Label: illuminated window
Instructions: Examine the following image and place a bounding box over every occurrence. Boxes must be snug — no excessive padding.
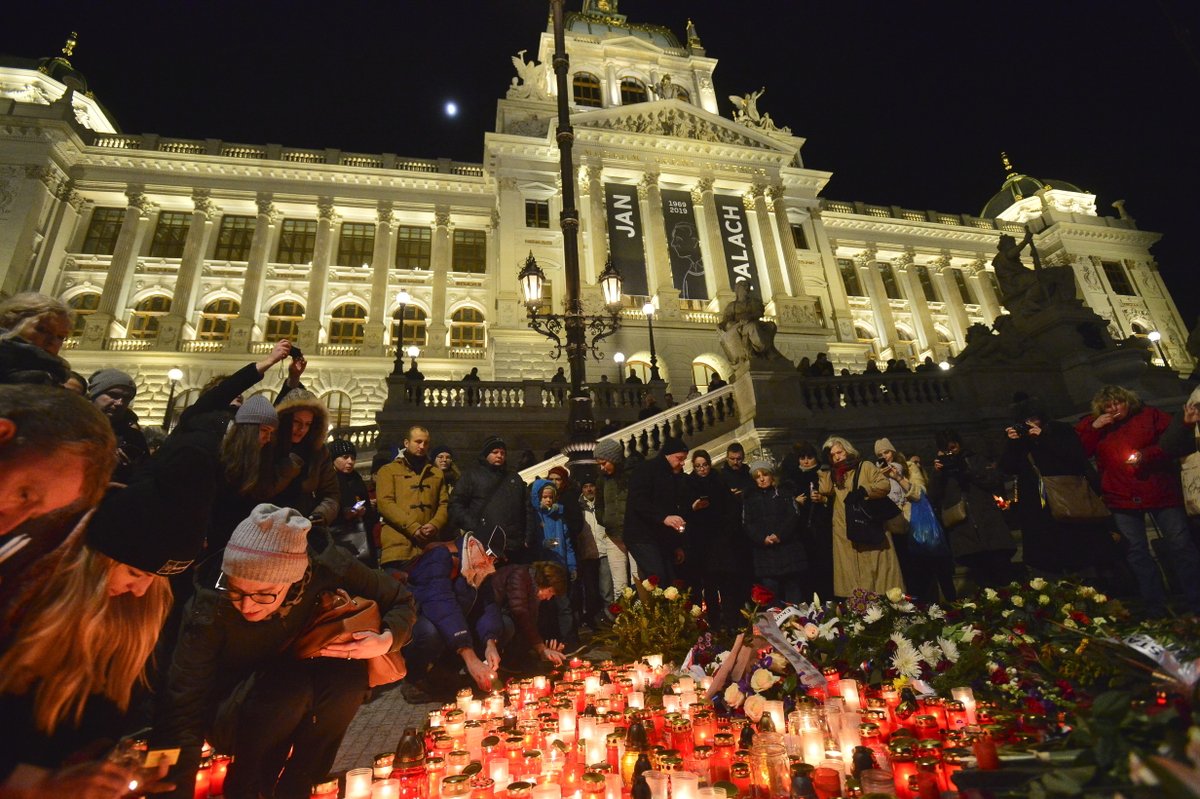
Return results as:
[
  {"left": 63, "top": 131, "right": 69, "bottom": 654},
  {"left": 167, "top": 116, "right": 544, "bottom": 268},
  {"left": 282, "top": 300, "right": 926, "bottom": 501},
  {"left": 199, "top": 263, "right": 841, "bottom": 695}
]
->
[
  {"left": 391, "top": 305, "right": 428, "bottom": 347},
  {"left": 328, "top": 303, "right": 367, "bottom": 345},
  {"left": 894, "top": 324, "right": 917, "bottom": 357},
  {"left": 449, "top": 307, "right": 485, "bottom": 348},
  {"left": 525, "top": 200, "right": 550, "bottom": 229},
  {"left": 81, "top": 208, "right": 123, "bottom": 255},
  {"left": 149, "top": 211, "right": 190, "bottom": 258},
  {"left": 626, "top": 359, "right": 652, "bottom": 383},
  {"left": 395, "top": 225, "right": 432, "bottom": 270},
  {"left": 620, "top": 78, "right": 647, "bottom": 104},
  {"left": 213, "top": 215, "right": 254, "bottom": 261},
  {"left": 67, "top": 292, "right": 100, "bottom": 336},
  {"left": 877, "top": 262, "right": 902, "bottom": 300},
  {"left": 324, "top": 390, "right": 352, "bottom": 429},
  {"left": 838, "top": 258, "right": 864, "bottom": 297},
  {"left": 952, "top": 269, "right": 973, "bottom": 303},
  {"left": 276, "top": 219, "right": 317, "bottom": 264},
  {"left": 128, "top": 295, "right": 172, "bottom": 339},
  {"left": 266, "top": 300, "right": 304, "bottom": 340},
  {"left": 573, "top": 72, "right": 603, "bottom": 107},
  {"left": 854, "top": 322, "right": 878, "bottom": 355},
  {"left": 691, "top": 360, "right": 718, "bottom": 393},
  {"left": 915, "top": 265, "right": 938, "bottom": 301},
  {"left": 198, "top": 298, "right": 240, "bottom": 341},
  {"left": 337, "top": 222, "right": 376, "bottom": 267},
  {"left": 790, "top": 224, "right": 808, "bottom": 249},
  {"left": 451, "top": 229, "right": 487, "bottom": 274},
  {"left": 1102, "top": 261, "right": 1135, "bottom": 296},
  {"left": 675, "top": 88, "right": 691, "bottom": 104}
]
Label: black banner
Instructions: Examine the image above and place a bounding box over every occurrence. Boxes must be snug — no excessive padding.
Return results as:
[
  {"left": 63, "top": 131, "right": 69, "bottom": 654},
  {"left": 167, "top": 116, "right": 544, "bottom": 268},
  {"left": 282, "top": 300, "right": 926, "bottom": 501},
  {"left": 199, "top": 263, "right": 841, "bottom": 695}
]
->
[
  {"left": 660, "top": 189, "right": 707, "bottom": 300},
  {"left": 713, "top": 194, "right": 760, "bottom": 297},
  {"left": 604, "top": 183, "right": 649, "bottom": 296}
]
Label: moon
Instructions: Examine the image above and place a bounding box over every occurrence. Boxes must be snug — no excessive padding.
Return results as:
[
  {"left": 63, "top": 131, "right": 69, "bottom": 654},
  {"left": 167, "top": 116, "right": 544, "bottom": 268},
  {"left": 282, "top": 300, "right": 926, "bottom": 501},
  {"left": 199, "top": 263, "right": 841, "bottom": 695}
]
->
[{"left": 445, "top": 101, "right": 458, "bottom": 117}]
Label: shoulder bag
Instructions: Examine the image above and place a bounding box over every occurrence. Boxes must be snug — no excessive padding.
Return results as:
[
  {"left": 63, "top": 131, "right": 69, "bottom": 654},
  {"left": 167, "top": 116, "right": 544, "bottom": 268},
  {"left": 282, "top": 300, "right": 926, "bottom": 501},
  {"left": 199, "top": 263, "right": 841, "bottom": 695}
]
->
[
  {"left": 1179, "top": 427, "right": 1200, "bottom": 516},
  {"left": 844, "top": 463, "right": 896, "bottom": 549},
  {"left": 1026, "top": 453, "right": 1110, "bottom": 523},
  {"left": 290, "top": 589, "right": 407, "bottom": 687}
]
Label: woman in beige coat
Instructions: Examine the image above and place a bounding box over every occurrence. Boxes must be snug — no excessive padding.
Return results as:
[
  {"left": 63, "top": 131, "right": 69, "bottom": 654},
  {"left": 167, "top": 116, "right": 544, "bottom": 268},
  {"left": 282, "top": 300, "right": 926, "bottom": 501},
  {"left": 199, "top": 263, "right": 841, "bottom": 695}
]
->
[{"left": 817, "top": 436, "right": 904, "bottom": 598}]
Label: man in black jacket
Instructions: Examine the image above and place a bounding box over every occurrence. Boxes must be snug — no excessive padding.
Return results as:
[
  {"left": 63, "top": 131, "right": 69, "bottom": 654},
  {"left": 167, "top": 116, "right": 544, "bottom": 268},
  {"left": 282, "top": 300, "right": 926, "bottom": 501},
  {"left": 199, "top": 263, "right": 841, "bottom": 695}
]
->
[
  {"left": 623, "top": 436, "right": 689, "bottom": 584},
  {"left": 448, "top": 436, "right": 531, "bottom": 563}
]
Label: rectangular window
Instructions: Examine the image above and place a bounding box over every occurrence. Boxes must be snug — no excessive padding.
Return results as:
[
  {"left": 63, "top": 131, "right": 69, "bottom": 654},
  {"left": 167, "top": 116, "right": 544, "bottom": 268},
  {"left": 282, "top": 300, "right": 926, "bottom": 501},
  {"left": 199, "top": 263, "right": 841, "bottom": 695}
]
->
[
  {"left": 952, "top": 268, "right": 973, "bottom": 303},
  {"left": 915, "top": 265, "right": 938, "bottom": 301},
  {"left": 213, "top": 215, "right": 255, "bottom": 261},
  {"left": 451, "top": 229, "right": 487, "bottom": 274},
  {"left": 81, "top": 207, "right": 124, "bottom": 255},
  {"left": 985, "top": 269, "right": 1002, "bottom": 300},
  {"left": 838, "top": 258, "right": 864, "bottom": 297},
  {"left": 877, "top": 262, "right": 902, "bottom": 300},
  {"left": 525, "top": 200, "right": 551, "bottom": 229},
  {"left": 1102, "top": 260, "right": 1135, "bottom": 296},
  {"left": 149, "top": 211, "right": 190, "bottom": 258},
  {"left": 790, "top": 224, "right": 809, "bottom": 249},
  {"left": 394, "top": 225, "right": 432, "bottom": 270},
  {"left": 336, "top": 222, "right": 376, "bottom": 267},
  {"left": 276, "top": 219, "right": 318, "bottom": 264}
]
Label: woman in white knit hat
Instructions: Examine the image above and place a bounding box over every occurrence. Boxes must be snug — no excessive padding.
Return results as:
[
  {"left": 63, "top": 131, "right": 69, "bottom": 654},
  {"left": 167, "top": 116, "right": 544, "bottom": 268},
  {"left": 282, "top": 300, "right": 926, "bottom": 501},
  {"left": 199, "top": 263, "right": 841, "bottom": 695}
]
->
[{"left": 152, "top": 504, "right": 417, "bottom": 799}]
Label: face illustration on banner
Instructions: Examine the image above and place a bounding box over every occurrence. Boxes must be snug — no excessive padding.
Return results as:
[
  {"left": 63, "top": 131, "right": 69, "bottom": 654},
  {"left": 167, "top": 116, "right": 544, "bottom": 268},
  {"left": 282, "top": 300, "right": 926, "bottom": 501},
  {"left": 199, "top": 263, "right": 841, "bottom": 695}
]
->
[{"left": 661, "top": 188, "right": 707, "bottom": 301}]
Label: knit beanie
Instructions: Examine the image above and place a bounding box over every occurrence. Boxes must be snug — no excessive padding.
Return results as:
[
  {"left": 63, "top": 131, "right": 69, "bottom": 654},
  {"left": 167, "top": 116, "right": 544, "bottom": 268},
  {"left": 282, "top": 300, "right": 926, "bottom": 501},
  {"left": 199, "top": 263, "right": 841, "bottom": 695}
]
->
[
  {"left": 222, "top": 504, "right": 311, "bottom": 585},
  {"left": 874, "top": 437, "right": 895, "bottom": 456},
  {"left": 548, "top": 465, "right": 570, "bottom": 480},
  {"left": 235, "top": 394, "right": 278, "bottom": 427},
  {"left": 431, "top": 444, "right": 453, "bottom": 460},
  {"left": 328, "top": 438, "right": 357, "bottom": 459},
  {"left": 593, "top": 439, "right": 624, "bottom": 464},
  {"left": 661, "top": 436, "right": 688, "bottom": 457},
  {"left": 748, "top": 459, "right": 774, "bottom": 475},
  {"left": 480, "top": 436, "right": 506, "bottom": 458},
  {"left": 88, "top": 368, "right": 136, "bottom": 400}
]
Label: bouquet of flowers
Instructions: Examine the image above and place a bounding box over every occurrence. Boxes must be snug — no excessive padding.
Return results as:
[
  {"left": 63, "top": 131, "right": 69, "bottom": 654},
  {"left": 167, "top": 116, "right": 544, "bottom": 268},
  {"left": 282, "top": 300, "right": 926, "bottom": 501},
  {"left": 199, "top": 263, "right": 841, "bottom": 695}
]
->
[{"left": 595, "top": 576, "right": 701, "bottom": 664}]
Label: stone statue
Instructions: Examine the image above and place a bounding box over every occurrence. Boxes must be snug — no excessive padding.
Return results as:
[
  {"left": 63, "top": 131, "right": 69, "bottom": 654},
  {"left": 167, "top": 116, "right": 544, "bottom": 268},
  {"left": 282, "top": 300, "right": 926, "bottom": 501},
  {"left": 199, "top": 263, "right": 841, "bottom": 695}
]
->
[
  {"left": 653, "top": 74, "right": 680, "bottom": 101},
  {"left": 507, "top": 50, "right": 548, "bottom": 101},
  {"left": 718, "top": 281, "right": 786, "bottom": 365},
  {"left": 992, "top": 226, "right": 1079, "bottom": 317},
  {"left": 729, "top": 87, "right": 792, "bottom": 135}
]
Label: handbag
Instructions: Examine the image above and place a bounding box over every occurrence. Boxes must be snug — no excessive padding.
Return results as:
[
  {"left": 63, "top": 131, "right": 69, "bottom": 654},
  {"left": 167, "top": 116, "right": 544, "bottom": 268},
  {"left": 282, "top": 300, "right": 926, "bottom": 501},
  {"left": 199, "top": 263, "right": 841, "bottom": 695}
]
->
[
  {"left": 1026, "top": 454, "right": 1110, "bottom": 523},
  {"left": 941, "top": 498, "right": 968, "bottom": 529},
  {"left": 1182, "top": 428, "right": 1200, "bottom": 517},
  {"left": 844, "top": 463, "right": 895, "bottom": 548},
  {"left": 291, "top": 589, "right": 407, "bottom": 687}
]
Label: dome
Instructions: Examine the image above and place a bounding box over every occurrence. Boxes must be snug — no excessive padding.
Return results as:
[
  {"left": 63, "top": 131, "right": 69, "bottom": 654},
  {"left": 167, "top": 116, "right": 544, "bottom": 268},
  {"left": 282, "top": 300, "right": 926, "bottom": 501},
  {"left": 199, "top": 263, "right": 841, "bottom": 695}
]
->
[
  {"left": 565, "top": 4, "right": 682, "bottom": 50},
  {"left": 36, "top": 32, "right": 89, "bottom": 93},
  {"left": 980, "top": 153, "right": 1083, "bottom": 219}
]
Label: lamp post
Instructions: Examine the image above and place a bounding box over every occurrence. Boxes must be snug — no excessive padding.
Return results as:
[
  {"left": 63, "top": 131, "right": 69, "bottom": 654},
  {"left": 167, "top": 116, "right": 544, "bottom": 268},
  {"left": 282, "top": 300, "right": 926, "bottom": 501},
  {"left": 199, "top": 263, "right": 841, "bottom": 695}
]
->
[
  {"left": 391, "top": 289, "right": 412, "bottom": 377},
  {"left": 162, "top": 367, "right": 183, "bottom": 430},
  {"left": 642, "top": 301, "right": 663, "bottom": 383},
  {"left": 406, "top": 344, "right": 420, "bottom": 371},
  {"left": 613, "top": 351, "right": 626, "bottom": 384},
  {"left": 1148, "top": 330, "right": 1170, "bottom": 366}
]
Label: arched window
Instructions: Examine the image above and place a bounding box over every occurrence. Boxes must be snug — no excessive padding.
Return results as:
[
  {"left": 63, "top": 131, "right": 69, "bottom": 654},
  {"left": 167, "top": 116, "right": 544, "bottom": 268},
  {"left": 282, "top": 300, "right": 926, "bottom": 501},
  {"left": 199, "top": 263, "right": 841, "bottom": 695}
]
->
[
  {"left": 67, "top": 292, "right": 100, "bottom": 336},
  {"left": 675, "top": 87, "right": 691, "bottom": 104},
  {"left": 894, "top": 324, "right": 917, "bottom": 358},
  {"left": 266, "top": 300, "right": 304, "bottom": 340},
  {"left": 128, "top": 295, "right": 172, "bottom": 339},
  {"left": 199, "top": 298, "right": 240, "bottom": 341},
  {"left": 573, "top": 72, "right": 603, "bottom": 107},
  {"left": 324, "top": 390, "right": 352, "bottom": 430},
  {"left": 691, "top": 360, "right": 718, "bottom": 393},
  {"left": 328, "top": 303, "right": 367, "bottom": 345},
  {"left": 450, "top": 307, "right": 486, "bottom": 348},
  {"left": 620, "top": 78, "right": 647, "bottom": 105},
  {"left": 626, "top": 359, "right": 652, "bottom": 384},
  {"left": 391, "top": 305, "right": 428, "bottom": 347},
  {"left": 166, "top": 388, "right": 200, "bottom": 431},
  {"left": 854, "top": 322, "right": 878, "bottom": 356}
]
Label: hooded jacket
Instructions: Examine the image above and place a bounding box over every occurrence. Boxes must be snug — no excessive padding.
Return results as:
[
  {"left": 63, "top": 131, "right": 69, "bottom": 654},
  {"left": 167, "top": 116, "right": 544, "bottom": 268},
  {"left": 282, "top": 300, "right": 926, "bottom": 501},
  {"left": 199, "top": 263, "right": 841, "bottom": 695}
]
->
[
  {"left": 405, "top": 540, "right": 504, "bottom": 654},
  {"left": 530, "top": 478, "right": 576, "bottom": 571},
  {"left": 1076, "top": 404, "right": 1182, "bottom": 509},
  {"left": 269, "top": 393, "right": 339, "bottom": 525},
  {"left": 377, "top": 453, "right": 451, "bottom": 565}
]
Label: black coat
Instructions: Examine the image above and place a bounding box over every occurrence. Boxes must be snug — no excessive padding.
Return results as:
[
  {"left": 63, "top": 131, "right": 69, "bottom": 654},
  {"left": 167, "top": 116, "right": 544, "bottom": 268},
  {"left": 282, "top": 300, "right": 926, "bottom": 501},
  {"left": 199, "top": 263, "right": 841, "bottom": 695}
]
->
[
  {"left": 743, "top": 483, "right": 806, "bottom": 577},
  {"left": 624, "top": 455, "right": 686, "bottom": 550},
  {"left": 0, "top": 333, "right": 69, "bottom": 385},
  {"left": 448, "top": 461, "right": 531, "bottom": 560},
  {"left": 683, "top": 469, "right": 746, "bottom": 573}
]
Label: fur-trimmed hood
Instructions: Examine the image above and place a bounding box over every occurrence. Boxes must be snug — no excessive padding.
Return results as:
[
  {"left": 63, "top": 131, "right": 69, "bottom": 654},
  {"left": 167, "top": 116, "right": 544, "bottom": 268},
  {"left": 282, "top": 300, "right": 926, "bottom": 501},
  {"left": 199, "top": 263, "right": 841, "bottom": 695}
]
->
[{"left": 275, "top": 389, "right": 331, "bottom": 457}]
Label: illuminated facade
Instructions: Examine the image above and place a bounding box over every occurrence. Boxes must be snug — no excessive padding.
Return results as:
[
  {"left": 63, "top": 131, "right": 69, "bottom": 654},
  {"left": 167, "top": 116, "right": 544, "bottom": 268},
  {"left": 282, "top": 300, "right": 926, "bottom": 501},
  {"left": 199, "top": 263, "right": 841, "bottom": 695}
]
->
[{"left": 0, "top": 5, "right": 1190, "bottom": 428}]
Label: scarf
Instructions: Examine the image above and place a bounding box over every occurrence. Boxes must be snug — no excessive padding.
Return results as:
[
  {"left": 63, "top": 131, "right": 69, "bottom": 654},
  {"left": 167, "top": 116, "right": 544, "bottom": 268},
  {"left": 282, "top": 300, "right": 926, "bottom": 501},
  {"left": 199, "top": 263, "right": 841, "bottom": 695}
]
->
[{"left": 833, "top": 457, "right": 856, "bottom": 489}]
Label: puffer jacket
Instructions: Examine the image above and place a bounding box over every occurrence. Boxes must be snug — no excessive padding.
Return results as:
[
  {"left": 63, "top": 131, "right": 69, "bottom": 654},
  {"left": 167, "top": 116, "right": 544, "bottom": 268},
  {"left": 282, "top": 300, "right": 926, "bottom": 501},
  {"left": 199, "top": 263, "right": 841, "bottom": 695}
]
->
[
  {"left": 0, "top": 330, "right": 69, "bottom": 385},
  {"left": 269, "top": 392, "right": 339, "bottom": 525},
  {"left": 1076, "top": 404, "right": 1182, "bottom": 509},
  {"left": 488, "top": 564, "right": 542, "bottom": 652},
  {"left": 152, "top": 528, "right": 415, "bottom": 794},
  {"left": 530, "top": 478, "right": 576, "bottom": 571},
  {"left": 377, "top": 454, "right": 450, "bottom": 565},
  {"left": 742, "top": 482, "right": 806, "bottom": 577},
  {"left": 448, "top": 459, "right": 531, "bottom": 558},
  {"left": 405, "top": 543, "right": 504, "bottom": 653}
]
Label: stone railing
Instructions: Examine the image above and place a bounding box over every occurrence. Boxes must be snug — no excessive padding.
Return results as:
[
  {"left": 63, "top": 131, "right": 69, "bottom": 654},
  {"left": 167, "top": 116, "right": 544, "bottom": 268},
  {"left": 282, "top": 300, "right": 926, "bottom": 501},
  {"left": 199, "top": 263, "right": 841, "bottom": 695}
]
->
[
  {"left": 104, "top": 338, "right": 155, "bottom": 352},
  {"left": 821, "top": 199, "right": 1014, "bottom": 231},
  {"left": 799, "top": 373, "right": 955, "bottom": 411},
  {"left": 328, "top": 424, "right": 381, "bottom": 451},
  {"left": 383, "top": 379, "right": 655, "bottom": 411}
]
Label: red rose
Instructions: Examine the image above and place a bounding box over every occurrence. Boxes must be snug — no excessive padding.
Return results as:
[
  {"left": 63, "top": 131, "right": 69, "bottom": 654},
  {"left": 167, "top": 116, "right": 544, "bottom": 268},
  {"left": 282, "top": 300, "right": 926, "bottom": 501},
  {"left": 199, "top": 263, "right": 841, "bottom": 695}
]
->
[
  {"left": 1012, "top": 623, "right": 1027, "bottom": 636},
  {"left": 609, "top": 603, "right": 623, "bottom": 616},
  {"left": 990, "top": 668, "right": 1009, "bottom": 685},
  {"left": 1071, "top": 611, "right": 1092, "bottom": 626},
  {"left": 647, "top": 575, "right": 660, "bottom": 587},
  {"left": 750, "top": 585, "right": 776, "bottom": 606}
]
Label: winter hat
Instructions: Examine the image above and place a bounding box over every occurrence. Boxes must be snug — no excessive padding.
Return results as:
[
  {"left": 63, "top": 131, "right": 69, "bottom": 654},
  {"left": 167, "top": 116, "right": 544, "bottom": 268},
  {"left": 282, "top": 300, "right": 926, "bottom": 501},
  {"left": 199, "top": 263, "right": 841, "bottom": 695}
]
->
[
  {"left": 660, "top": 436, "right": 688, "bottom": 457},
  {"left": 593, "top": 439, "right": 624, "bottom": 464},
  {"left": 235, "top": 394, "right": 278, "bottom": 427},
  {"left": 431, "top": 445, "right": 453, "bottom": 460},
  {"left": 548, "top": 465, "right": 570, "bottom": 480},
  {"left": 874, "top": 437, "right": 895, "bottom": 456},
  {"left": 480, "top": 436, "right": 506, "bottom": 458},
  {"left": 328, "top": 438, "right": 357, "bottom": 459},
  {"left": 88, "top": 368, "right": 136, "bottom": 400},
  {"left": 1009, "top": 395, "right": 1047, "bottom": 423},
  {"left": 222, "top": 504, "right": 311, "bottom": 585},
  {"left": 748, "top": 459, "right": 774, "bottom": 475}
]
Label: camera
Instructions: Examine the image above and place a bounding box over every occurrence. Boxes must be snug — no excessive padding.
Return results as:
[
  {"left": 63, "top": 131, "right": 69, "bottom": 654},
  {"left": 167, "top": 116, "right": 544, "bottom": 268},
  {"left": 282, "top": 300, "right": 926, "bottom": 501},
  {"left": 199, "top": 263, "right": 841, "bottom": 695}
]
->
[
  {"left": 1011, "top": 422, "right": 1031, "bottom": 436},
  {"left": 876, "top": 458, "right": 889, "bottom": 468},
  {"left": 289, "top": 345, "right": 304, "bottom": 360}
]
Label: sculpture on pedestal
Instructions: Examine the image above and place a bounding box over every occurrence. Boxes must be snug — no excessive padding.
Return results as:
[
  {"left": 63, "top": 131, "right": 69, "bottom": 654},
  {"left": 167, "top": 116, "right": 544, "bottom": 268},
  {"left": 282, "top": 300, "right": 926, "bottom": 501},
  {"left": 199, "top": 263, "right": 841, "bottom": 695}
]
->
[
  {"left": 718, "top": 282, "right": 786, "bottom": 365},
  {"left": 729, "top": 88, "right": 792, "bottom": 135},
  {"left": 992, "top": 226, "right": 1078, "bottom": 317},
  {"left": 508, "top": 50, "right": 548, "bottom": 101}
]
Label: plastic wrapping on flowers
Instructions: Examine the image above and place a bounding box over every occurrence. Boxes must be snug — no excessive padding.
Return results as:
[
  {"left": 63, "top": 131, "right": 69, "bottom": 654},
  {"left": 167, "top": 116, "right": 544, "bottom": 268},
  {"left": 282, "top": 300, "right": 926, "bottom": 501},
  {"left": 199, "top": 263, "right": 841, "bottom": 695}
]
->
[{"left": 593, "top": 576, "right": 701, "bottom": 664}]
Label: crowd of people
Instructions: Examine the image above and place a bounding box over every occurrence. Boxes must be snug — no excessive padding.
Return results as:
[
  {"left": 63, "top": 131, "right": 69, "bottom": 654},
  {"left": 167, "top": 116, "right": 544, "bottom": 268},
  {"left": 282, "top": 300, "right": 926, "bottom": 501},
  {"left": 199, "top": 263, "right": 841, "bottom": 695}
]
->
[{"left": 3, "top": 288, "right": 1200, "bottom": 798}]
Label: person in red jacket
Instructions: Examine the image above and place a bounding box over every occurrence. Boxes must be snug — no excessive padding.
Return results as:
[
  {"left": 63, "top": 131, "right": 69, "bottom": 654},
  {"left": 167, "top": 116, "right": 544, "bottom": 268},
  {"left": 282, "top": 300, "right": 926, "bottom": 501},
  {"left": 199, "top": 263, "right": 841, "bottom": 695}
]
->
[{"left": 1076, "top": 385, "right": 1200, "bottom": 615}]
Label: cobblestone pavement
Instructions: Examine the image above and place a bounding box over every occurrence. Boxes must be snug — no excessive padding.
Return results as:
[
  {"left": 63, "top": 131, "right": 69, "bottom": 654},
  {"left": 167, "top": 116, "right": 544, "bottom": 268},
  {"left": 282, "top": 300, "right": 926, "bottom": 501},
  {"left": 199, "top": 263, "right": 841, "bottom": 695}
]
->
[{"left": 333, "top": 684, "right": 441, "bottom": 772}]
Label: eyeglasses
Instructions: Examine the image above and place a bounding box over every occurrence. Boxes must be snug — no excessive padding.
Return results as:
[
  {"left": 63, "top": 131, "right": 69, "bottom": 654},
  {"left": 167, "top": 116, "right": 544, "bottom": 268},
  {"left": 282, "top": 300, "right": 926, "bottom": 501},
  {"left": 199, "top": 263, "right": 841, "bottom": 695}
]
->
[{"left": 216, "top": 572, "right": 280, "bottom": 605}]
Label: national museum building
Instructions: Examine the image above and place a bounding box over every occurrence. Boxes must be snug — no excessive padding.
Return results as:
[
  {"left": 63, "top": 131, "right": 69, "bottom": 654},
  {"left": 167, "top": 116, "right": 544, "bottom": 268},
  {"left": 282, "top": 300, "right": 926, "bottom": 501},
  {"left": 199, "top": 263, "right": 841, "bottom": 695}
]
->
[{"left": 0, "top": 3, "right": 1190, "bottom": 430}]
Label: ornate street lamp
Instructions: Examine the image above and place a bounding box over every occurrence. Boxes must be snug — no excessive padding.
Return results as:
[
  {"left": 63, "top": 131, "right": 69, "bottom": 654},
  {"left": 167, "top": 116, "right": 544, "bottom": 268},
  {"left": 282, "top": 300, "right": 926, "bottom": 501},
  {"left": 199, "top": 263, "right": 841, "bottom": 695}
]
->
[
  {"left": 391, "top": 289, "right": 412, "bottom": 377},
  {"left": 520, "top": 252, "right": 623, "bottom": 361},
  {"left": 163, "top": 366, "right": 183, "bottom": 430},
  {"left": 1148, "top": 330, "right": 1170, "bottom": 366},
  {"left": 613, "top": 351, "right": 626, "bottom": 384},
  {"left": 642, "top": 301, "right": 663, "bottom": 383}
]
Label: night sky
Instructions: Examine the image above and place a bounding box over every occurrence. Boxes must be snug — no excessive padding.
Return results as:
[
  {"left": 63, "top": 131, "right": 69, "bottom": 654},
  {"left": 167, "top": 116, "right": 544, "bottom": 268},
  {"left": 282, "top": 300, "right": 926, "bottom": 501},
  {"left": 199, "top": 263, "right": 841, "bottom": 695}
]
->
[{"left": 4, "top": 1, "right": 1197, "bottom": 326}]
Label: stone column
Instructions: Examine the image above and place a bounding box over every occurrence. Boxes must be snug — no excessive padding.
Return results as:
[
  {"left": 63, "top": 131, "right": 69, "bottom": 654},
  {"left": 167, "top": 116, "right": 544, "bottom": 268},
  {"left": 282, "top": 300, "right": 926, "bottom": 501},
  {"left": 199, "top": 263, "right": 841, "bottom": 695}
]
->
[
  {"left": 638, "top": 172, "right": 680, "bottom": 318},
  {"left": 157, "top": 189, "right": 218, "bottom": 350},
  {"left": 605, "top": 63, "right": 620, "bottom": 106},
  {"left": 2, "top": 167, "right": 61, "bottom": 296},
  {"left": 968, "top": 259, "right": 1002, "bottom": 323},
  {"left": 495, "top": 178, "right": 524, "bottom": 329},
  {"left": 896, "top": 252, "right": 936, "bottom": 352},
  {"left": 80, "top": 186, "right": 153, "bottom": 349},
  {"left": 583, "top": 164, "right": 607, "bottom": 286},
  {"left": 28, "top": 177, "right": 83, "bottom": 296},
  {"left": 858, "top": 247, "right": 895, "bottom": 352},
  {"left": 228, "top": 193, "right": 279, "bottom": 352},
  {"left": 931, "top": 255, "right": 970, "bottom": 352},
  {"left": 364, "top": 201, "right": 394, "bottom": 355},
  {"left": 426, "top": 205, "right": 451, "bottom": 354},
  {"left": 769, "top": 184, "right": 806, "bottom": 299},
  {"left": 295, "top": 198, "right": 336, "bottom": 353},
  {"left": 750, "top": 183, "right": 788, "bottom": 302},
  {"left": 695, "top": 177, "right": 733, "bottom": 306},
  {"left": 814, "top": 217, "right": 855, "bottom": 343}
]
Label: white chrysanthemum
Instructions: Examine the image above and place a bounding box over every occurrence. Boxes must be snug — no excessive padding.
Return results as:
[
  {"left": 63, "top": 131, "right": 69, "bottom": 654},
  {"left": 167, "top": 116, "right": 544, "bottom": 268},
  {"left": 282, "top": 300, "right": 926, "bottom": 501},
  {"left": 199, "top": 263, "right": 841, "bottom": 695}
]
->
[
  {"left": 891, "top": 646, "right": 922, "bottom": 679},
  {"left": 750, "top": 668, "right": 779, "bottom": 693},
  {"left": 1029, "top": 577, "right": 1048, "bottom": 591},
  {"left": 1078, "top": 586, "right": 1096, "bottom": 598},
  {"left": 895, "top": 601, "right": 916, "bottom": 614},
  {"left": 927, "top": 604, "right": 946, "bottom": 620},
  {"left": 863, "top": 605, "right": 884, "bottom": 624},
  {"left": 889, "top": 632, "right": 913, "bottom": 650},
  {"left": 918, "top": 641, "right": 942, "bottom": 666},
  {"left": 937, "top": 636, "right": 960, "bottom": 663},
  {"left": 663, "top": 586, "right": 680, "bottom": 600},
  {"left": 1094, "top": 593, "right": 1108, "bottom": 604}
]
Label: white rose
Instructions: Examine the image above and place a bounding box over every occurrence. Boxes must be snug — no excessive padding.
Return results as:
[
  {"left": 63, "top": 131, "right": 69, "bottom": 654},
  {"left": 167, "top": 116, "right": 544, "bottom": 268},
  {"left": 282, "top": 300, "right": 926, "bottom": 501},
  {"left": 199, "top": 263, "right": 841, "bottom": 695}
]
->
[
  {"left": 1038, "top": 594, "right": 1050, "bottom": 606},
  {"left": 1001, "top": 609, "right": 1013, "bottom": 619},
  {"left": 985, "top": 588, "right": 999, "bottom": 601},
  {"left": 690, "top": 605, "right": 703, "bottom": 617},
  {"left": 803, "top": 623, "right": 820, "bottom": 640},
  {"left": 642, "top": 579, "right": 654, "bottom": 591},
  {"left": 743, "top": 693, "right": 767, "bottom": 722},
  {"left": 623, "top": 587, "right": 635, "bottom": 599},
  {"left": 724, "top": 683, "right": 745, "bottom": 708},
  {"left": 1011, "top": 595, "right": 1025, "bottom": 608},
  {"left": 886, "top": 587, "right": 905, "bottom": 603},
  {"left": 664, "top": 586, "right": 680, "bottom": 600},
  {"left": 750, "top": 668, "right": 779, "bottom": 693},
  {"left": 1094, "top": 593, "right": 1108, "bottom": 604},
  {"left": 1029, "top": 577, "right": 1048, "bottom": 591},
  {"left": 1063, "top": 619, "right": 1078, "bottom": 629}
]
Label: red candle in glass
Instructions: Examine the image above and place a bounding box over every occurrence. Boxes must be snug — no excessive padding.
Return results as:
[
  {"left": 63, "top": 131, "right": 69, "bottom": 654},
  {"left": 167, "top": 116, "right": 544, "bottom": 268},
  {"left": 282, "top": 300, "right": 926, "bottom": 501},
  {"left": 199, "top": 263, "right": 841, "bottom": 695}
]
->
[
  {"left": 945, "top": 700, "right": 968, "bottom": 730},
  {"left": 889, "top": 754, "right": 917, "bottom": 799},
  {"left": 811, "top": 767, "right": 841, "bottom": 799},
  {"left": 311, "top": 779, "right": 339, "bottom": 799},
  {"left": 692, "top": 710, "right": 717, "bottom": 747},
  {"left": 730, "top": 762, "right": 751, "bottom": 799},
  {"left": 193, "top": 761, "right": 211, "bottom": 799},
  {"left": 973, "top": 731, "right": 1000, "bottom": 771},
  {"left": 710, "top": 733, "right": 735, "bottom": 782},
  {"left": 208, "top": 755, "right": 230, "bottom": 796}
]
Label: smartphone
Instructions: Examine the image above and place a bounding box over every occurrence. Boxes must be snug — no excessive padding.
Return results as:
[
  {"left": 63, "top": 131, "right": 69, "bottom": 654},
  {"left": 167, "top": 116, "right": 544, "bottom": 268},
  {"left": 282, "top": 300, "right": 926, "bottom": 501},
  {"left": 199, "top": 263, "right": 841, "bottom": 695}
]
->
[{"left": 352, "top": 499, "right": 367, "bottom": 511}]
